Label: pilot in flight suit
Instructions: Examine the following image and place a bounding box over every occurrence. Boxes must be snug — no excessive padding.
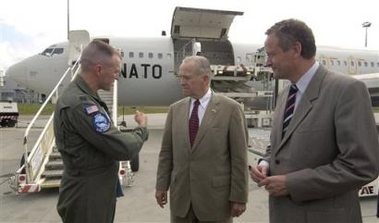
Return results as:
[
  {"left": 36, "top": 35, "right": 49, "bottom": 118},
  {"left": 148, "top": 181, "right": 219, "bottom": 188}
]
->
[{"left": 54, "top": 40, "right": 148, "bottom": 223}]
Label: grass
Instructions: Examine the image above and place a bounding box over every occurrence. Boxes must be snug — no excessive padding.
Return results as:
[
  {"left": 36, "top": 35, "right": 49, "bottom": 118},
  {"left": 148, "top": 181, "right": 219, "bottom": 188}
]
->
[
  {"left": 18, "top": 103, "right": 55, "bottom": 115},
  {"left": 17, "top": 103, "right": 168, "bottom": 115}
]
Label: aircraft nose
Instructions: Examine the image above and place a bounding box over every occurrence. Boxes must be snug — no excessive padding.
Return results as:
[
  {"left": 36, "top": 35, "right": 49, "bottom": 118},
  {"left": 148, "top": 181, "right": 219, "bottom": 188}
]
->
[{"left": 6, "top": 61, "right": 26, "bottom": 84}]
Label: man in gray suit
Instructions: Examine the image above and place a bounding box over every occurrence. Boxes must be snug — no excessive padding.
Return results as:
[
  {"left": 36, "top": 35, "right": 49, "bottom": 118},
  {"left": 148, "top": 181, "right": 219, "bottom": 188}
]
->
[
  {"left": 249, "top": 19, "right": 379, "bottom": 223},
  {"left": 155, "top": 56, "right": 249, "bottom": 223}
]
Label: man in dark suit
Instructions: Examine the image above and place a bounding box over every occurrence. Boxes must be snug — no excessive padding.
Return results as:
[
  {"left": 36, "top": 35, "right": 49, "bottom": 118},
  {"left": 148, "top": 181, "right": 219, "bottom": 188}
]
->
[
  {"left": 249, "top": 19, "right": 379, "bottom": 223},
  {"left": 155, "top": 56, "right": 249, "bottom": 223}
]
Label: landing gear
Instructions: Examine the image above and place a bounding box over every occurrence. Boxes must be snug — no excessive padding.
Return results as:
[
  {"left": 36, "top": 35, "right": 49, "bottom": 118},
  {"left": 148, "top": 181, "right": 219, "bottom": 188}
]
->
[{"left": 130, "top": 154, "right": 139, "bottom": 172}]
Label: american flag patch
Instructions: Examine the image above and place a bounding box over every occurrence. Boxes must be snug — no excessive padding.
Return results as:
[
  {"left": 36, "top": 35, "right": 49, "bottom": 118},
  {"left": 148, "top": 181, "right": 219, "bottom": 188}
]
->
[{"left": 85, "top": 105, "right": 99, "bottom": 115}]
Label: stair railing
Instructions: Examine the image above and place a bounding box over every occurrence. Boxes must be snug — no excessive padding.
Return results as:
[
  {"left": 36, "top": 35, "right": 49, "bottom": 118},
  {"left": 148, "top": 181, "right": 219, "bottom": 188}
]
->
[{"left": 19, "top": 58, "right": 81, "bottom": 183}]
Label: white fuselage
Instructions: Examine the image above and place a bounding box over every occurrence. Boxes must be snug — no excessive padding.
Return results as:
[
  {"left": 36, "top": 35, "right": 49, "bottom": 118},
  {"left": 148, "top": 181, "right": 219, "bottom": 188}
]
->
[{"left": 5, "top": 37, "right": 379, "bottom": 106}]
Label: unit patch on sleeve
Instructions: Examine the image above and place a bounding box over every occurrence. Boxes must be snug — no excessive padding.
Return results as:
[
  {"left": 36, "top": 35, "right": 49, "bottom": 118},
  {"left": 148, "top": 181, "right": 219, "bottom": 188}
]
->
[
  {"left": 92, "top": 113, "right": 111, "bottom": 133},
  {"left": 85, "top": 104, "right": 99, "bottom": 115}
]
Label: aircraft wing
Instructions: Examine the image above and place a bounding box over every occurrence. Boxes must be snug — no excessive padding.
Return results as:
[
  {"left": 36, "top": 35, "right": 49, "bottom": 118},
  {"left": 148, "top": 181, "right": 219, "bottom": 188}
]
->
[{"left": 352, "top": 73, "right": 379, "bottom": 108}]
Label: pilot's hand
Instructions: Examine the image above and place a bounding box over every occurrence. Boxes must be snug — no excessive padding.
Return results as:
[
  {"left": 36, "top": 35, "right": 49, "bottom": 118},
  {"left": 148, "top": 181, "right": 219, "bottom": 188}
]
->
[
  {"left": 134, "top": 110, "right": 147, "bottom": 127},
  {"left": 155, "top": 189, "right": 167, "bottom": 208},
  {"left": 249, "top": 165, "right": 267, "bottom": 184}
]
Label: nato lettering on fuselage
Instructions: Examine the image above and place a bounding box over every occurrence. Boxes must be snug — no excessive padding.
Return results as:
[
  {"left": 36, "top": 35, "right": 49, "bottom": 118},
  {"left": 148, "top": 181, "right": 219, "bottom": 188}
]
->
[
  {"left": 359, "top": 185, "right": 375, "bottom": 195},
  {"left": 120, "top": 63, "right": 162, "bottom": 79}
]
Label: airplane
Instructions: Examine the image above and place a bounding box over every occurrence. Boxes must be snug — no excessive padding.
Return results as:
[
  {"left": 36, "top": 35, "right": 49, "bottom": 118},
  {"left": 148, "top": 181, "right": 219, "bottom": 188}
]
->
[
  {"left": 5, "top": 6, "right": 379, "bottom": 109},
  {"left": 352, "top": 73, "right": 379, "bottom": 107}
]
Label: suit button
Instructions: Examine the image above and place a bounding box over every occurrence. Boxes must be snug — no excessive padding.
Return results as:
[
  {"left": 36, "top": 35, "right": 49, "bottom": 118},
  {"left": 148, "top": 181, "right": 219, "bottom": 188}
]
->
[{"left": 275, "top": 159, "right": 280, "bottom": 164}]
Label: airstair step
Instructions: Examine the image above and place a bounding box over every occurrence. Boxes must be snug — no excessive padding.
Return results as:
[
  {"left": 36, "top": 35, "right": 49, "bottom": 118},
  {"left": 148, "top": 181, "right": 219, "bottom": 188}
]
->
[
  {"left": 98, "top": 88, "right": 115, "bottom": 114},
  {"left": 41, "top": 179, "right": 61, "bottom": 188},
  {"left": 49, "top": 152, "right": 62, "bottom": 159},
  {"left": 45, "top": 160, "right": 64, "bottom": 169},
  {"left": 52, "top": 146, "right": 59, "bottom": 152},
  {"left": 42, "top": 169, "right": 63, "bottom": 178}
]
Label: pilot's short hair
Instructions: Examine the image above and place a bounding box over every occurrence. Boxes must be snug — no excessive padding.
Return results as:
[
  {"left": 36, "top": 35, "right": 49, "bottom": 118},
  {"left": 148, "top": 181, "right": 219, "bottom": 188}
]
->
[
  {"left": 80, "top": 40, "right": 120, "bottom": 73},
  {"left": 182, "top": 55, "right": 212, "bottom": 77},
  {"left": 265, "top": 19, "right": 316, "bottom": 59}
]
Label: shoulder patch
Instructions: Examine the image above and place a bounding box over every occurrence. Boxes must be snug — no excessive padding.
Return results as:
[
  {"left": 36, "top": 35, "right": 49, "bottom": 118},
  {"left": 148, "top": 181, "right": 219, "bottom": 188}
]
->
[
  {"left": 84, "top": 104, "right": 99, "bottom": 115},
  {"left": 92, "top": 113, "right": 111, "bottom": 133}
]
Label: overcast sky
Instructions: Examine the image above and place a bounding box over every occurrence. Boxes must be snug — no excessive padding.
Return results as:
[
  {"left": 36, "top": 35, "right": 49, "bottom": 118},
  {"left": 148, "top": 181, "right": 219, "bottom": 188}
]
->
[{"left": 1, "top": 0, "right": 378, "bottom": 70}]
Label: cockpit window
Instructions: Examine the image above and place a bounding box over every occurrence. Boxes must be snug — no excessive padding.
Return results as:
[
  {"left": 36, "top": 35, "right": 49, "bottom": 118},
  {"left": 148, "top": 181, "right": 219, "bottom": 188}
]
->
[{"left": 41, "top": 45, "right": 64, "bottom": 56}]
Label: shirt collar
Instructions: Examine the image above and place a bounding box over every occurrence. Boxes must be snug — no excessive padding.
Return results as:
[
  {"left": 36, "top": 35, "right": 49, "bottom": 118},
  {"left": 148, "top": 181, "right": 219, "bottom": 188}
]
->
[
  {"left": 295, "top": 61, "right": 319, "bottom": 94},
  {"left": 190, "top": 88, "right": 212, "bottom": 108}
]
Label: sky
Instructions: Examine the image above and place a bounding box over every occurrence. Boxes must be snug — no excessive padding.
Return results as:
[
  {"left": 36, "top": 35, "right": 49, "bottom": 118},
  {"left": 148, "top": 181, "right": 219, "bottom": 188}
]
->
[{"left": 1, "top": 0, "right": 378, "bottom": 70}]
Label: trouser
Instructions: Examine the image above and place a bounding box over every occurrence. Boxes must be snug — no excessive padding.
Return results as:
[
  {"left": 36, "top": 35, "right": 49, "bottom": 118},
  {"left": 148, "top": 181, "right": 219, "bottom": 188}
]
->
[{"left": 170, "top": 204, "right": 232, "bottom": 223}]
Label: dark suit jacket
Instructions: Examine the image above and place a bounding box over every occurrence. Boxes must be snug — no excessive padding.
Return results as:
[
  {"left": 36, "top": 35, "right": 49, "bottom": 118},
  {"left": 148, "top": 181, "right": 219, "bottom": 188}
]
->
[
  {"left": 156, "top": 93, "right": 249, "bottom": 221},
  {"left": 264, "top": 65, "right": 379, "bottom": 223}
]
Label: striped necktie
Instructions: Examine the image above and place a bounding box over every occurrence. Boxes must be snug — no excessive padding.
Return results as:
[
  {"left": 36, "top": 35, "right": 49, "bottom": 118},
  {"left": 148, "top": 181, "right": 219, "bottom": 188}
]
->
[
  {"left": 189, "top": 99, "right": 200, "bottom": 147},
  {"left": 282, "top": 84, "right": 298, "bottom": 138}
]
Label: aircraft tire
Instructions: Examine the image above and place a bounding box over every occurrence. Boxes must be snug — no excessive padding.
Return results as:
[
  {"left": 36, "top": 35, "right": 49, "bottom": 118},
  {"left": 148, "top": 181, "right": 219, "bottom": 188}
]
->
[
  {"left": 131, "top": 154, "right": 139, "bottom": 172},
  {"left": 7, "top": 120, "right": 16, "bottom": 127},
  {"left": 0, "top": 120, "right": 6, "bottom": 127}
]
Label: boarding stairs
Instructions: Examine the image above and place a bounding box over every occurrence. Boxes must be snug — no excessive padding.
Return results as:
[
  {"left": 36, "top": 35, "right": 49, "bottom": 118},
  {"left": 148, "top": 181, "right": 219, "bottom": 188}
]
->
[
  {"left": 10, "top": 64, "right": 131, "bottom": 194},
  {"left": 9, "top": 33, "right": 132, "bottom": 193},
  {"left": 10, "top": 60, "right": 81, "bottom": 193}
]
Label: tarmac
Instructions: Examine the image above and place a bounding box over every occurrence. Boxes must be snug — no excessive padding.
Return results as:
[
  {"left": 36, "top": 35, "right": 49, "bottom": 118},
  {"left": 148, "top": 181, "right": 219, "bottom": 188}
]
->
[{"left": 0, "top": 114, "right": 378, "bottom": 223}]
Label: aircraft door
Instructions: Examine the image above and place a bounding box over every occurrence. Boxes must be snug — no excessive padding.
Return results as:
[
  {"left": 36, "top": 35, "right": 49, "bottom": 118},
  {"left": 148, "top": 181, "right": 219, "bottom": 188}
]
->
[
  {"left": 347, "top": 56, "right": 357, "bottom": 74},
  {"left": 68, "top": 30, "right": 90, "bottom": 66},
  {"left": 245, "top": 53, "right": 253, "bottom": 66},
  {"left": 171, "top": 7, "right": 243, "bottom": 40}
]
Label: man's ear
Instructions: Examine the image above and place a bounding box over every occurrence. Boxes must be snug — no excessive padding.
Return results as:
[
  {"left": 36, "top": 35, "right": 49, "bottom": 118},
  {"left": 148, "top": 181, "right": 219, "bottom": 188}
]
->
[
  {"left": 203, "top": 74, "right": 210, "bottom": 82},
  {"left": 93, "top": 63, "right": 103, "bottom": 76},
  {"left": 292, "top": 42, "right": 302, "bottom": 58}
]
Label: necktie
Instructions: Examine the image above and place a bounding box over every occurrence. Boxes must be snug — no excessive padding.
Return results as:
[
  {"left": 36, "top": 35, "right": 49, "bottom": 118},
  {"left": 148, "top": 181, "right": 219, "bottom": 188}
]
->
[
  {"left": 282, "top": 84, "right": 298, "bottom": 138},
  {"left": 189, "top": 99, "right": 200, "bottom": 147}
]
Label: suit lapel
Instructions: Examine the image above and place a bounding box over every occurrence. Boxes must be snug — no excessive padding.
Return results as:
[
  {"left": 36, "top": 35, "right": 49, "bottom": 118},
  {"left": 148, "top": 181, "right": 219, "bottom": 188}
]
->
[
  {"left": 275, "top": 66, "right": 327, "bottom": 155},
  {"left": 275, "top": 86, "right": 290, "bottom": 144},
  {"left": 191, "top": 93, "right": 219, "bottom": 152},
  {"left": 178, "top": 98, "right": 191, "bottom": 150}
]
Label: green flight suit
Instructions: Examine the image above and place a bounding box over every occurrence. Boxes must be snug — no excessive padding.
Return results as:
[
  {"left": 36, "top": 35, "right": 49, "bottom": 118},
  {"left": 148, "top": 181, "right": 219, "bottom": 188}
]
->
[{"left": 53, "top": 75, "right": 148, "bottom": 223}]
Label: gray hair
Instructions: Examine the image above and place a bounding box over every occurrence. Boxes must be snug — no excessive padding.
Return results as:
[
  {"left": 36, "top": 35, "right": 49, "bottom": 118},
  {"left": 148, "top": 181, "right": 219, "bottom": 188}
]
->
[
  {"left": 265, "top": 19, "right": 316, "bottom": 59},
  {"left": 182, "top": 55, "right": 212, "bottom": 77}
]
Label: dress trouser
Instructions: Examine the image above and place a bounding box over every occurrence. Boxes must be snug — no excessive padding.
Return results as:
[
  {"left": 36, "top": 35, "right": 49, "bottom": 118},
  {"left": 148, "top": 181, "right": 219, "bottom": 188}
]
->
[{"left": 170, "top": 204, "right": 232, "bottom": 223}]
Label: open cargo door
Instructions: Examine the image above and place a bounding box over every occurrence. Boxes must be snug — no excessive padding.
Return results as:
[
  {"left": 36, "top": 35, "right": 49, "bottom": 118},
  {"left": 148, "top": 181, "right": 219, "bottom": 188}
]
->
[
  {"left": 68, "top": 30, "right": 90, "bottom": 66},
  {"left": 171, "top": 7, "right": 243, "bottom": 40}
]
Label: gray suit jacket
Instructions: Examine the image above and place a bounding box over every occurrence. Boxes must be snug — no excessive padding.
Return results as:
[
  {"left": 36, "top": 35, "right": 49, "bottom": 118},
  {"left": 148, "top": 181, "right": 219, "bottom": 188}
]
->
[
  {"left": 156, "top": 93, "right": 249, "bottom": 221},
  {"left": 264, "top": 65, "right": 379, "bottom": 223}
]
